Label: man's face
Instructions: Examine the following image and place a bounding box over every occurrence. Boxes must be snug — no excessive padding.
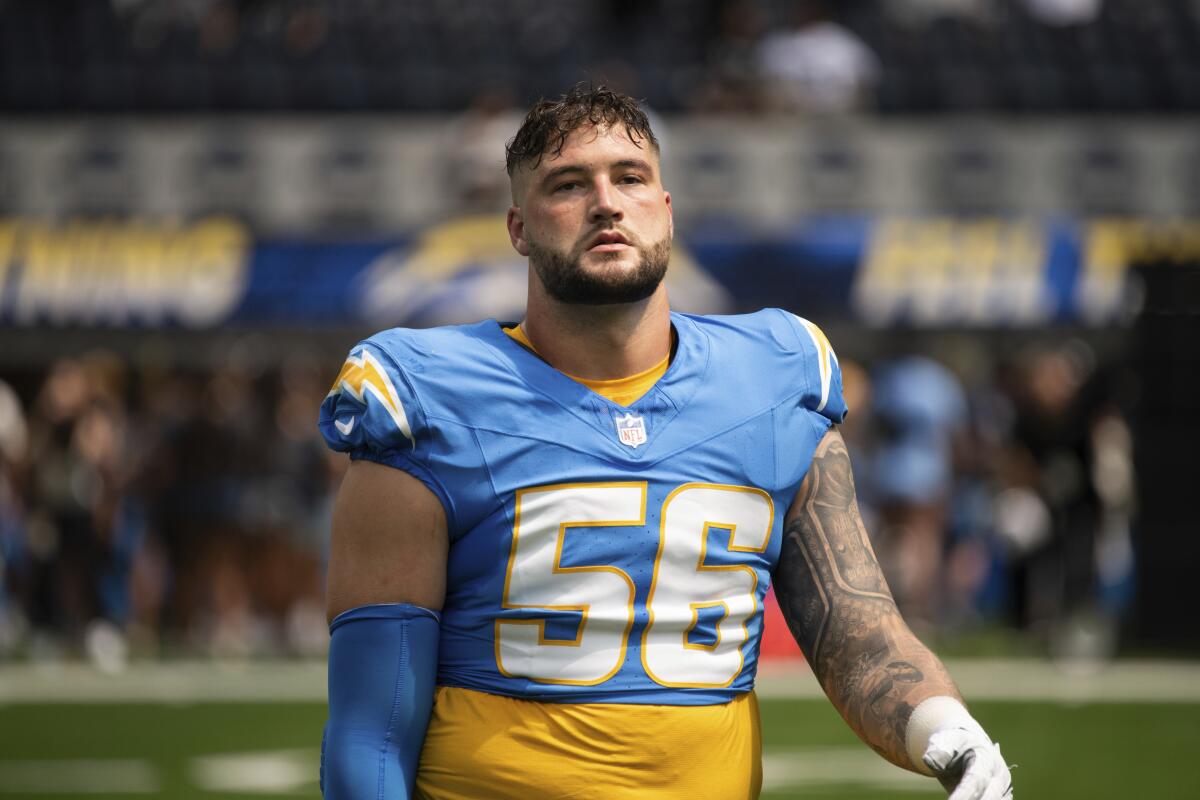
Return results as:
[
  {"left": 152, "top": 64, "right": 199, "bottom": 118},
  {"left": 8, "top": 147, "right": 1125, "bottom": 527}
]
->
[{"left": 507, "top": 124, "right": 673, "bottom": 305}]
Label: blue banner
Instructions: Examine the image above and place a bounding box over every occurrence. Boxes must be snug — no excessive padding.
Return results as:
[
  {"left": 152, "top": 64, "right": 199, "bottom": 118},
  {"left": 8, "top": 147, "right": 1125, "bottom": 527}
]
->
[{"left": 0, "top": 214, "right": 1185, "bottom": 329}]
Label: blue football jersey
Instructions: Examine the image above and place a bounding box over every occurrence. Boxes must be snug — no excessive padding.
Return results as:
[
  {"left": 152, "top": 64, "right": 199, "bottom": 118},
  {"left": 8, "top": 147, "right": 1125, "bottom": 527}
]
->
[{"left": 319, "top": 309, "right": 846, "bottom": 705}]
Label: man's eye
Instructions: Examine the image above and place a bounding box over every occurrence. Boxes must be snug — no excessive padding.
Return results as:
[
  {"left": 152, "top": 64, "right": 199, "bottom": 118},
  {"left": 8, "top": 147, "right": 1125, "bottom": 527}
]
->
[
  {"left": 619, "top": 175, "right": 644, "bottom": 185},
  {"left": 554, "top": 182, "right": 579, "bottom": 192}
]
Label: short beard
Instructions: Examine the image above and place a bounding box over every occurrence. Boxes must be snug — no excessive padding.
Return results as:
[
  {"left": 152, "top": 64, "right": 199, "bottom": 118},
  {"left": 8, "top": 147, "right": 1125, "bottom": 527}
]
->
[{"left": 529, "top": 236, "right": 671, "bottom": 306}]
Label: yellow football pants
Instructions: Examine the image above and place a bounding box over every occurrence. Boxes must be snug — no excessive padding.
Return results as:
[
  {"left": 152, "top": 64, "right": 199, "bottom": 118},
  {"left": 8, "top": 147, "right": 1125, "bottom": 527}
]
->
[{"left": 416, "top": 686, "right": 762, "bottom": 799}]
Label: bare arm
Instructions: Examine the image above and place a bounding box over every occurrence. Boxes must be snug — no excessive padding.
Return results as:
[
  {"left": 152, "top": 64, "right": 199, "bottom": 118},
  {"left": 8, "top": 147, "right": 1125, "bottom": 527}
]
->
[
  {"left": 326, "top": 459, "right": 448, "bottom": 622},
  {"left": 322, "top": 459, "right": 447, "bottom": 798},
  {"left": 773, "top": 428, "right": 960, "bottom": 771}
]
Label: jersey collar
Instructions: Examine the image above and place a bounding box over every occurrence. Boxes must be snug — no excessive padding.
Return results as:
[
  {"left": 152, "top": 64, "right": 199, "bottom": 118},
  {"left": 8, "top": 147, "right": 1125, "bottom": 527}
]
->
[{"left": 476, "top": 312, "right": 709, "bottom": 460}]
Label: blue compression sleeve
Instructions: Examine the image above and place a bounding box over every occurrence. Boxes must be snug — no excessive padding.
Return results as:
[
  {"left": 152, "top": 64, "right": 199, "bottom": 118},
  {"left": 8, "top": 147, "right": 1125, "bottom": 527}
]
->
[{"left": 321, "top": 603, "right": 440, "bottom": 800}]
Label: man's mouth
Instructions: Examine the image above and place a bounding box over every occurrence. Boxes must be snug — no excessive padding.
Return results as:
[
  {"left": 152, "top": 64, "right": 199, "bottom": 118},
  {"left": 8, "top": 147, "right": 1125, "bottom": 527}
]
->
[{"left": 587, "top": 231, "right": 632, "bottom": 252}]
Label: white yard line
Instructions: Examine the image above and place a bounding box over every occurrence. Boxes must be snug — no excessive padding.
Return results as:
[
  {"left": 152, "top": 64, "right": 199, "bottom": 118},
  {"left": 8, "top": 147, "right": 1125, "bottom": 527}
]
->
[
  {"left": 761, "top": 747, "right": 930, "bottom": 793},
  {"left": 0, "top": 759, "right": 160, "bottom": 794},
  {"left": 756, "top": 658, "right": 1200, "bottom": 703},
  {"left": 0, "top": 748, "right": 922, "bottom": 796},
  {"left": 190, "top": 748, "right": 316, "bottom": 793},
  {"left": 0, "top": 658, "right": 1198, "bottom": 704},
  {"left": 0, "top": 660, "right": 328, "bottom": 704}
]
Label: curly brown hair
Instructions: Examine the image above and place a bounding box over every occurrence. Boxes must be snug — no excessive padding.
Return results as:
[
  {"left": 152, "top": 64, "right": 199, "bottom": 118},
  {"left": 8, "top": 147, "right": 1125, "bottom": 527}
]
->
[{"left": 505, "top": 84, "right": 659, "bottom": 177}]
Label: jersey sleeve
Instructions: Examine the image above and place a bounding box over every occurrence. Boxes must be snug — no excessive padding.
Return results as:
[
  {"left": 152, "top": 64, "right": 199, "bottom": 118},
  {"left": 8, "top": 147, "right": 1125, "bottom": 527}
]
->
[
  {"left": 319, "top": 338, "right": 454, "bottom": 519},
  {"left": 779, "top": 310, "right": 849, "bottom": 427}
]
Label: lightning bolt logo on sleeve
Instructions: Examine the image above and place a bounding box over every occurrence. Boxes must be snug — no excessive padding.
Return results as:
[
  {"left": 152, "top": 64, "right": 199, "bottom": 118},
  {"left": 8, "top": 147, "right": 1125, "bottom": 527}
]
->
[
  {"left": 793, "top": 316, "right": 839, "bottom": 414},
  {"left": 327, "top": 349, "right": 415, "bottom": 447}
]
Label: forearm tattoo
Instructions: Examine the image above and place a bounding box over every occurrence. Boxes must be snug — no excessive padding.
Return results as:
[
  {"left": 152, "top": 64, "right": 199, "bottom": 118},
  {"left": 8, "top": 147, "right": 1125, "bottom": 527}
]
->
[{"left": 773, "top": 431, "right": 959, "bottom": 769}]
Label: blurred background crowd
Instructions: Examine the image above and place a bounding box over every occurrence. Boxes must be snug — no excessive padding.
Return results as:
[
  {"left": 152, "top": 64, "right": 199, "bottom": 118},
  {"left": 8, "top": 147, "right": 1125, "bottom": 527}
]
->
[
  {"left": 0, "top": 348, "right": 337, "bottom": 665},
  {"left": 0, "top": 0, "right": 1196, "bottom": 668},
  {"left": 4, "top": 0, "right": 1199, "bottom": 114},
  {"left": 0, "top": 329, "right": 1143, "bottom": 666}
]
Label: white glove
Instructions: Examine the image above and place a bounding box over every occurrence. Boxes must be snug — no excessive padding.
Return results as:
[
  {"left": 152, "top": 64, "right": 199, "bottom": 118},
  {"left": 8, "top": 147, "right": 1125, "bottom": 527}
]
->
[
  {"left": 923, "top": 726, "right": 1013, "bottom": 800},
  {"left": 906, "top": 696, "right": 1013, "bottom": 800}
]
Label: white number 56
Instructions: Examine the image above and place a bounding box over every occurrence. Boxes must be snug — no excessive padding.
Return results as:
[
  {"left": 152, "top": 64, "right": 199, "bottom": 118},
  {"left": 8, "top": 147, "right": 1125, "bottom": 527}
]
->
[{"left": 495, "top": 482, "right": 774, "bottom": 688}]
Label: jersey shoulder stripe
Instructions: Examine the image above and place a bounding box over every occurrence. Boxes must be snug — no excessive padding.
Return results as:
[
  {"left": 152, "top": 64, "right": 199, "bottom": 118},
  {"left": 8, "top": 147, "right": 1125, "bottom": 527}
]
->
[{"left": 791, "top": 314, "right": 839, "bottom": 414}]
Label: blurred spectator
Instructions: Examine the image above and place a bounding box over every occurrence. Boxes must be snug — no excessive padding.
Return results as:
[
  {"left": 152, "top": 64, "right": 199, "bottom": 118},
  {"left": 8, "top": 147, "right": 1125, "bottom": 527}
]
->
[
  {"left": 692, "top": 0, "right": 769, "bottom": 112},
  {"left": 756, "top": 1, "right": 881, "bottom": 113},
  {"left": 0, "top": 379, "right": 30, "bottom": 656},
  {"left": 882, "top": 0, "right": 994, "bottom": 25},
  {"left": 1003, "top": 344, "right": 1095, "bottom": 633},
  {"left": 1023, "top": 0, "right": 1103, "bottom": 26},
  {"left": 19, "top": 354, "right": 140, "bottom": 666},
  {"left": 445, "top": 87, "right": 521, "bottom": 214},
  {"left": 996, "top": 341, "right": 1132, "bottom": 656},
  {"left": 867, "top": 355, "right": 968, "bottom": 628}
]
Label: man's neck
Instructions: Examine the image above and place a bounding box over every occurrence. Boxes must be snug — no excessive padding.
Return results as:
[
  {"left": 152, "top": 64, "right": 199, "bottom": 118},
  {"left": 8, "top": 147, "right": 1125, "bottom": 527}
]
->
[{"left": 521, "top": 285, "right": 672, "bottom": 381}]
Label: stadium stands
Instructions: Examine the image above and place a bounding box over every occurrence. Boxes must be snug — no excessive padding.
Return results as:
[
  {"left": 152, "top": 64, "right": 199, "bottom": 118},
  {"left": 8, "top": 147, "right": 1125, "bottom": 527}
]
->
[
  {"left": 0, "top": 0, "right": 1191, "bottom": 664},
  {"left": 2, "top": 0, "right": 1199, "bottom": 113}
]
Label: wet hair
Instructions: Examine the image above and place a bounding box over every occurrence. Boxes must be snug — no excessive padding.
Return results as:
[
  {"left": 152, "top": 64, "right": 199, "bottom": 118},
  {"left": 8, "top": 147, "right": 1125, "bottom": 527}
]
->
[{"left": 505, "top": 84, "right": 659, "bottom": 177}]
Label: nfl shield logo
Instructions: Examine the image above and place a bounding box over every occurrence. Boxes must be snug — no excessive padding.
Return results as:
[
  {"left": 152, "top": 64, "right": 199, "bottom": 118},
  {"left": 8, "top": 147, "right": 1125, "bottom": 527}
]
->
[{"left": 614, "top": 412, "right": 647, "bottom": 449}]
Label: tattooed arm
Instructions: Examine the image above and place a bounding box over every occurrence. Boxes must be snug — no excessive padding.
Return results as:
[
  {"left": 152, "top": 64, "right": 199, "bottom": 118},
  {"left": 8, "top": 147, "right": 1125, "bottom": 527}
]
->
[{"left": 772, "top": 428, "right": 960, "bottom": 771}]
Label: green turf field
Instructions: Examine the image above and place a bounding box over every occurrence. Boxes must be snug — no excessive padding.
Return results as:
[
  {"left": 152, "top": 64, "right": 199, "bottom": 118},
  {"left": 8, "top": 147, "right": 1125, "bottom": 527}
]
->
[
  {"left": 759, "top": 698, "right": 1200, "bottom": 799},
  {"left": 1, "top": 662, "right": 1199, "bottom": 798}
]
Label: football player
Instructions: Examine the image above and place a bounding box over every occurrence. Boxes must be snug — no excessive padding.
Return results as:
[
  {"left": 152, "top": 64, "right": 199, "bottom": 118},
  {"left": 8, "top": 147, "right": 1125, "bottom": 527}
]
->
[{"left": 318, "top": 85, "right": 1012, "bottom": 800}]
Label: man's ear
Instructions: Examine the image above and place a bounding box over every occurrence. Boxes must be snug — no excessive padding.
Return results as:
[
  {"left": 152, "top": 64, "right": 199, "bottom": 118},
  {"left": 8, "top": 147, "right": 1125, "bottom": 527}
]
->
[
  {"left": 507, "top": 206, "right": 530, "bottom": 256},
  {"left": 665, "top": 191, "right": 674, "bottom": 240}
]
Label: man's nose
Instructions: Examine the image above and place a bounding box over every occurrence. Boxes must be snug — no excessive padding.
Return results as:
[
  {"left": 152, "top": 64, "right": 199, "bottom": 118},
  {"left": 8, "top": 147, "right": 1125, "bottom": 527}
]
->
[{"left": 588, "top": 179, "right": 623, "bottom": 223}]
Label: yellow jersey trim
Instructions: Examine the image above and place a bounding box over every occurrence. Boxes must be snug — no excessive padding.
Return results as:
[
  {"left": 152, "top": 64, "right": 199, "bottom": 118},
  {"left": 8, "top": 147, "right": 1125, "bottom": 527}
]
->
[{"left": 503, "top": 324, "right": 669, "bottom": 407}]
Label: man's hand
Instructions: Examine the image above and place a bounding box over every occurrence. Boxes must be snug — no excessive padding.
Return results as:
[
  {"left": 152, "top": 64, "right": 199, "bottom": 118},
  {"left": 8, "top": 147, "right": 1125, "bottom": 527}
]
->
[{"left": 923, "top": 726, "right": 1013, "bottom": 800}]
